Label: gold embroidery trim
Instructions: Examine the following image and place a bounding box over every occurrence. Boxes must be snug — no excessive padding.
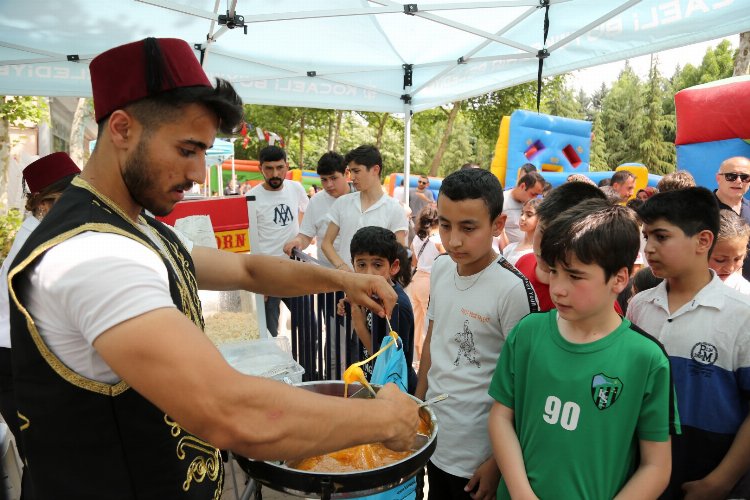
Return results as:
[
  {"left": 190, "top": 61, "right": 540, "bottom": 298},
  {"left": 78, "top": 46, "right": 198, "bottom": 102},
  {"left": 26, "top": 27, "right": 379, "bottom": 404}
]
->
[
  {"left": 6, "top": 222, "right": 165, "bottom": 396},
  {"left": 165, "top": 415, "right": 223, "bottom": 498},
  {"left": 17, "top": 412, "right": 29, "bottom": 431},
  {"left": 74, "top": 177, "right": 205, "bottom": 330}
]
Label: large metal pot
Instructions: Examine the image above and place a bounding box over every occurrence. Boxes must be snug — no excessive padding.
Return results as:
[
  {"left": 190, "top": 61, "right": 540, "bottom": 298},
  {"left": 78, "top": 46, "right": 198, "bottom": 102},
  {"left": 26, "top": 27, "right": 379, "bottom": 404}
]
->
[{"left": 236, "top": 381, "right": 437, "bottom": 499}]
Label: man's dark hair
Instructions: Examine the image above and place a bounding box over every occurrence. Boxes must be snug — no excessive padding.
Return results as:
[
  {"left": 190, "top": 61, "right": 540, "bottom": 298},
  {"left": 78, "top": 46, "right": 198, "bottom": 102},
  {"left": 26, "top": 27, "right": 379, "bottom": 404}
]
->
[
  {"left": 541, "top": 199, "right": 640, "bottom": 281},
  {"left": 517, "top": 171, "right": 544, "bottom": 189},
  {"left": 637, "top": 187, "right": 720, "bottom": 251},
  {"left": 598, "top": 178, "right": 611, "bottom": 187},
  {"left": 519, "top": 163, "right": 537, "bottom": 175},
  {"left": 439, "top": 169, "right": 503, "bottom": 221},
  {"left": 460, "top": 162, "right": 481, "bottom": 170},
  {"left": 536, "top": 182, "right": 607, "bottom": 225},
  {"left": 611, "top": 170, "right": 635, "bottom": 185},
  {"left": 99, "top": 78, "right": 244, "bottom": 138},
  {"left": 344, "top": 145, "right": 383, "bottom": 177},
  {"left": 259, "top": 145, "right": 287, "bottom": 164},
  {"left": 317, "top": 151, "right": 345, "bottom": 176}
]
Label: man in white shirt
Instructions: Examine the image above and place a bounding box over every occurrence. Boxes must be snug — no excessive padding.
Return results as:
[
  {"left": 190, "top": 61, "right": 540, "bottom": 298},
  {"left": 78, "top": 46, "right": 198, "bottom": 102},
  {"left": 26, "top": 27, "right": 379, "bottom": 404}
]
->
[
  {"left": 501, "top": 171, "right": 544, "bottom": 247},
  {"left": 248, "top": 145, "right": 310, "bottom": 337},
  {"left": 7, "top": 37, "right": 418, "bottom": 498},
  {"left": 322, "top": 145, "right": 408, "bottom": 270}
]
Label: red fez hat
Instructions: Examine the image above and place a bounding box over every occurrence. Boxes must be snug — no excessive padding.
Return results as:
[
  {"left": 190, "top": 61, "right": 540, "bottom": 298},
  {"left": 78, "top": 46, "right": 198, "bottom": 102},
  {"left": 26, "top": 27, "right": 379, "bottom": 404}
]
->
[
  {"left": 23, "top": 152, "right": 81, "bottom": 194},
  {"left": 90, "top": 38, "right": 212, "bottom": 122}
]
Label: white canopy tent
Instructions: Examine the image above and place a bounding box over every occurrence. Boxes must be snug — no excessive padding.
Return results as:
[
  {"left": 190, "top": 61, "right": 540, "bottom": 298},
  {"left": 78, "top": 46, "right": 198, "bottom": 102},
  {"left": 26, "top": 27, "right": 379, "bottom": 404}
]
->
[{"left": 2, "top": 0, "right": 749, "bottom": 188}]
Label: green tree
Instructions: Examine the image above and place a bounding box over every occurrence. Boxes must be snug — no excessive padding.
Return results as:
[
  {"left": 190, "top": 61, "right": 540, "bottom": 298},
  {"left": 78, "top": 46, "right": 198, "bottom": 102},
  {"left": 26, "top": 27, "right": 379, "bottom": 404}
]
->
[
  {"left": 544, "top": 75, "right": 584, "bottom": 119},
  {"left": 639, "top": 58, "right": 675, "bottom": 175},
  {"left": 599, "top": 62, "right": 644, "bottom": 169},
  {"left": 671, "top": 39, "right": 735, "bottom": 92},
  {"left": 589, "top": 113, "right": 609, "bottom": 172},
  {"left": 1, "top": 96, "right": 48, "bottom": 211}
]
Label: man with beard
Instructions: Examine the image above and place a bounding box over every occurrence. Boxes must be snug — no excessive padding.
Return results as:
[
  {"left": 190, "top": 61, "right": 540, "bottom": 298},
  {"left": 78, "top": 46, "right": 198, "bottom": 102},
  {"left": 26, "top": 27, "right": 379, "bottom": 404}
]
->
[
  {"left": 248, "top": 145, "right": 311, "bottom": 337},
  {"left": 7, "top": 38, "right": 419, "bottom": 499}
]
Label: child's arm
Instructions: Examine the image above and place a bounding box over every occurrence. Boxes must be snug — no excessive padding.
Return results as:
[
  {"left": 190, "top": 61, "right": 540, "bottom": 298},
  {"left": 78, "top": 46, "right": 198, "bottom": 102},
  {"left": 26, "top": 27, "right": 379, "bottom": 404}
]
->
[
  {"left": 613, "top": 438, "right": 671, "bottom": 499},
  {"left": 321, "top": 222, "right": 348, "bottom": 270},
  {"left": 681, "top": 413, "right": 750, "bottom": 499},
  {"left": 465, "top": 456, "right": 501, "bottom": 500},
  {"left": 349, "top": 304, "right": 373, "bottom": 354},
  {"left": 488, "top": 402, "right": 538, "bottom": 500},
  {"left": 414, "top": 320, "right": 433, "bottom": 400}
]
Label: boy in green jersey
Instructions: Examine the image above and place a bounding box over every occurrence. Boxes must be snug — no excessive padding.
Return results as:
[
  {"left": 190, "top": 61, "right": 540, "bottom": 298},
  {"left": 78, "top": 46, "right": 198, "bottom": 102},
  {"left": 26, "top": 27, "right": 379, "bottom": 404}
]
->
[{"left": 488, "top": 200, "right": 679, "bottom": 499}]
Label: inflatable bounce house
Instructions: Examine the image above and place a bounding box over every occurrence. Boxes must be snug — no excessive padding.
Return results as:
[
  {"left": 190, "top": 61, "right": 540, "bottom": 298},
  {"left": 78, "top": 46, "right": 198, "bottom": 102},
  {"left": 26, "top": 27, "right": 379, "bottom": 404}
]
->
[
  {"left": 489, "top": 110, "right": 659, "bottom": 194},
  {"left": 386, "top": 173, "right": 442, "bottom": 198},
  {"left": 211, "top": 160, "right": 321, "bottom": 193},
  {"left": 675, "top": 75, "right": 750, "bottom": 193}
]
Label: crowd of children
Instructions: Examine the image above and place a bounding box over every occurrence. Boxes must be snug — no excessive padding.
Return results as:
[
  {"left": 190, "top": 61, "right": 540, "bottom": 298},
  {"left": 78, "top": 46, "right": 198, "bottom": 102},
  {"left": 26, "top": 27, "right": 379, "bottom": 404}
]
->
[{"left": 319, "top": 146, "right": 750, "bottom": 499}]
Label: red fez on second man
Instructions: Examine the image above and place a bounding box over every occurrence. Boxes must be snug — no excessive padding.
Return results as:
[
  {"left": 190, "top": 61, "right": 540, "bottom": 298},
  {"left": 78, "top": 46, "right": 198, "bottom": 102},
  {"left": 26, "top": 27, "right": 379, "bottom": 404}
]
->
[
  {"left": 23, "top": 152, "right": 81, "bottom": 194},
  {"left": 89, "top": 38, "right": 212, "bottom": 122}
]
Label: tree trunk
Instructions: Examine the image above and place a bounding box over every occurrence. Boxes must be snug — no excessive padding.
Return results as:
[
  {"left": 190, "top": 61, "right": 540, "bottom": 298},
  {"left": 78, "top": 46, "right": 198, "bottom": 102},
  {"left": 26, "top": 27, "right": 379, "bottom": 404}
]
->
[
  {"left": 375, "top": 113, "right": 389, "bottom": 149},
  {"left": 327, "top": 116, "right": 334, "bottom": 151},
  {"left": 299, "top": 114, "right": 305, "bottom": 168},
  {"left": 0, "top": 115, "right": 9, "bottom": 212},
  {"left": 332, "top": 111, "right": 343, "bottom": 152},
  {"left": 428, "top": 102, "right": 460, "bottom": 177},
  {"left": 68, "top": 98, "right": 89, "bottom": 168},
  {"left": 734, "top": 32, "right": 750, "bottom": 76}
]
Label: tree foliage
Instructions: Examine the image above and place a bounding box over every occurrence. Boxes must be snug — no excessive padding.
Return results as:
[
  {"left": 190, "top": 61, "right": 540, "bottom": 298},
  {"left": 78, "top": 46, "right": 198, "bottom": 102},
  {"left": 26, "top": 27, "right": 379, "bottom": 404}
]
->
[{"left": 639, "top": 59, "right": 675, "bottom": 175}]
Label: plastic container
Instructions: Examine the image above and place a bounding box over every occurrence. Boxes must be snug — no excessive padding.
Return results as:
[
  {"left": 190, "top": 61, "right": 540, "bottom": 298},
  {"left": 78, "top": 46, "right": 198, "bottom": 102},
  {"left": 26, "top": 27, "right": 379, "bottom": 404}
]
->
[{"left": 218, "top": 337, "right": 305, "bottom": 384}]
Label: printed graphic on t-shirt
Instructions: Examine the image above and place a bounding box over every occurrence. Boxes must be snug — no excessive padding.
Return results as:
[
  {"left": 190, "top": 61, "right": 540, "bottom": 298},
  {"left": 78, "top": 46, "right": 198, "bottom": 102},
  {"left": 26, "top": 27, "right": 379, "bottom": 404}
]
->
[
  {"left": 272, "top": 204, "right": 294, "bottom": 226},
  {"left": 591, "top": 373, "right": 623, "bottom": 410},
  {"left": 454, "top": 319, "right": 480, "bottom": 368}
]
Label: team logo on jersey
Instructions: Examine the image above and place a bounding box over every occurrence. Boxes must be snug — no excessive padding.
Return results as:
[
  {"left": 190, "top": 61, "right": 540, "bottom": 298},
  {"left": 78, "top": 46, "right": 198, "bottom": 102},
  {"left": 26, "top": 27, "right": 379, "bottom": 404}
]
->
[
  {"left": 272, "top": 204, "right": 294, "bottom": 226},
  {"left": 454, "top": 319, "right": 480, "bottom": 368},
  {"left": 690, "top": 342, "right": 718, "bottom": 365},
  {"left": 591, "top": 373, "right": 623, "bottom": 410}
]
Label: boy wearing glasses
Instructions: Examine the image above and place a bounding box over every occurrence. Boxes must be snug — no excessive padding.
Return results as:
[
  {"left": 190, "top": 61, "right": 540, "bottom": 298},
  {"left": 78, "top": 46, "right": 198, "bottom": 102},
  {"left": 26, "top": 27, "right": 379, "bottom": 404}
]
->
[{"left": 714, "top": 156, "right": 750, "bottom": 279}]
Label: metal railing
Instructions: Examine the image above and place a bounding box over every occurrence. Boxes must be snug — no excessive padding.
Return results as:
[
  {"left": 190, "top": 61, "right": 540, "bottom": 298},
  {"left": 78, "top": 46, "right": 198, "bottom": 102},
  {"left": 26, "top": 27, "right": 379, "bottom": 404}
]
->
[{"left": 287, "top": 249, "right": 361, "bottom": 381}]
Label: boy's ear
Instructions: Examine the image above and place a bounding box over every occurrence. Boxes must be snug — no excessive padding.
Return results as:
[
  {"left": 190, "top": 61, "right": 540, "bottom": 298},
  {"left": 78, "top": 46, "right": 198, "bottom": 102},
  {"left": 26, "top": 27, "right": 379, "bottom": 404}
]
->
[
  {"left": 492, "top": 213, "right": 507, "bottom": 237},
  {"left": 610, "top": 267, "right": 630, "bottom": 295},
  {"left": 389, "top": 257, "right": 401, "bottom": 278},
  {"left": 695, "top": 229, "right": 715, "bottom": 256}
]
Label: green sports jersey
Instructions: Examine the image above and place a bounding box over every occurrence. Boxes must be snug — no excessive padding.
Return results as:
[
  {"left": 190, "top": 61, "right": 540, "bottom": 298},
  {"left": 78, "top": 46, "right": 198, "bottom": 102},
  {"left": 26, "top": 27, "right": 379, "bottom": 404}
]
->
[{"left": 489, "top": 311, "right": 678, "bottom": 500}]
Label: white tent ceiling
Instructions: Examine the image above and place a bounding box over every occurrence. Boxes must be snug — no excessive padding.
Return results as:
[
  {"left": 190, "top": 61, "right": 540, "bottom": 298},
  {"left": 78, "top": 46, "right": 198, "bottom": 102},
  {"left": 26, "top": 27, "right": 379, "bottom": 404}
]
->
[{"left": 2, "top": 0, "right": 749, "bottom": 114}]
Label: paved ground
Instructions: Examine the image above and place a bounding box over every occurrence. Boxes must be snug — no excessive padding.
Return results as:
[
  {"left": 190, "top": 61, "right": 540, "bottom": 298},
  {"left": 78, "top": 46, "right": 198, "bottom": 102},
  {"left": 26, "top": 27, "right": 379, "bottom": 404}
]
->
[{"left": 222, "top": 458, "right": 298, "bottom": 500}]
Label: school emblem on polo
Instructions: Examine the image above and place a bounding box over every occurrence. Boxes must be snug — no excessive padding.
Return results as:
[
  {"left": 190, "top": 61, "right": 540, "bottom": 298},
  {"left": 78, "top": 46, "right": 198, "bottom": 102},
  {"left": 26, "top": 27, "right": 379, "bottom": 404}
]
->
[
  {"left": 272, "top": 203, "right": 294, "bottom": 226},
  {"left": 591, "top": 373, "right": 623, "bottom": 410},
  {"left": 690, "top": 342, "right": 718, "bottom": 365}
]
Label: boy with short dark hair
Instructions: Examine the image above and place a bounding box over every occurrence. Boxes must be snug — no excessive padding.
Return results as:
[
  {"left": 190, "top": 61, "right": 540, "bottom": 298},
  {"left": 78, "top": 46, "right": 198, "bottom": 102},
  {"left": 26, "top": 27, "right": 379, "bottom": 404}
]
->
[
  {"left": 514, "top": 182, "right": 607, "bottom": 311},
  {"left": 416, "top": 169, "right": 538, "bottom": 500},
  {"left": 322, "top": 145, "right": 408, "bottom": 270},
  {"left": 490, "top": 199, "right": 678, "bottom": 499},
  {"left": 628, "top": 187, "right": 750, "bottom": 498},
  {"left": 345, "top": 226, "right": 417, "bottom": 393}
]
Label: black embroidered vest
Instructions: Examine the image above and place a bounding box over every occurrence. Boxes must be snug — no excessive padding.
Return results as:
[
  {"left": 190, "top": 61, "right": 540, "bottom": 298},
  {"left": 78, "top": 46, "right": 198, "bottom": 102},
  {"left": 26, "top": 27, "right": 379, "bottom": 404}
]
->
[{"left": 8, "top": 178, "right": 223, "bottom": 499}]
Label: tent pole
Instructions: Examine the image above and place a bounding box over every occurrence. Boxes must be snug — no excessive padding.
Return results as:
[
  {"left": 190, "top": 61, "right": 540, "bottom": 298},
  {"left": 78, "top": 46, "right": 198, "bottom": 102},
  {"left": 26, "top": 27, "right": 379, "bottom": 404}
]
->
[{"left": 403, "top": 108, "right": 412, "bottom": 208}]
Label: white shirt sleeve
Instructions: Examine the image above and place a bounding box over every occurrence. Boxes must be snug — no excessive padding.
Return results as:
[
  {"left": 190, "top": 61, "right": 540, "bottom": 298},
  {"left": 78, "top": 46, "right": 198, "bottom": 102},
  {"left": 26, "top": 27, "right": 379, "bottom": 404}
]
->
[
  {"left": 299, "top": 193, "right": 320, "bottom": 238},
  {"left": 327, "top": 195, "right": 345, "bottom": 227},
  {"left": 296, "top": 181, "right": 310, "bottom": 213},
  {"left": 23, "top": 232, "right": 177, "bottom": 383}
]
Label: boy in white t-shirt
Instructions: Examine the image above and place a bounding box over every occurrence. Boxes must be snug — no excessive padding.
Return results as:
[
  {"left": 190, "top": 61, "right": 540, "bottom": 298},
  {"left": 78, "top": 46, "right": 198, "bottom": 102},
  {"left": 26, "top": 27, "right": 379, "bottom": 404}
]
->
[
  {"left": 415, "top": 169, "right": 538, "bottom": 500},
  {"left": 248, "top": 145, "right": 310, "bottom": 337},
  {"left": 322, "top": 145, "right": 408, "bottom": 270}
]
